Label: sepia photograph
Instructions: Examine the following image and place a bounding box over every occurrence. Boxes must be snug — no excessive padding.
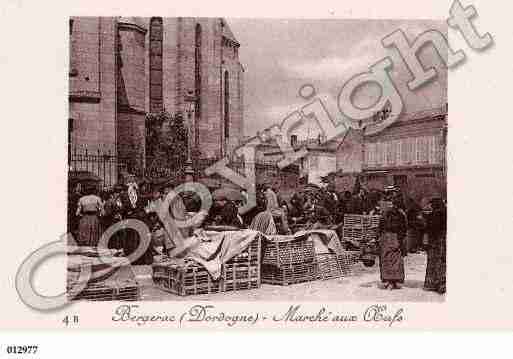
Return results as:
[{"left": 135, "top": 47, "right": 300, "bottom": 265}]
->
[
  {"left": 4, "top": 2, "right": 513, "bottom": 354},
  {"left": 66, "top": 17, "right": 447, "bottom": 303}
]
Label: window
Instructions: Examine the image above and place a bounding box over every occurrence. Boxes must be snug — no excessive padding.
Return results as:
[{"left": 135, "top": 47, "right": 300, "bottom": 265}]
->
[
  {"left": 371, "top": 143, "right": 377, "bottom": 166},
  {"left": 365, "top": 144, "right": 371, "bottom": 166},
  {"left": 368, "top": 143, "right": 376, "bottom": 166},
  {"left": 396, "top": 139, "right": 402, "bottom": 165},
  {"left": 401, "top": 138, "right": 409, "bottom": 164},
  {"left": 374, "top": 142, "right": 385, "bottom": 167},
  {"left": 386, "top": 141, "right": 395, "bottom": 166},
  {"left": 224, "top": 70, "right": 229, "bottom": 139},
  {"left": 149, "top": 17, "right": 163, "bottom": 113},
  {"left": 410, "top": 138, "right": 417, "bottom": 164},
  {"left": 428, "top": 135, "right": 437, "bottom": 164},
  {"left": 420, "top": 136, "right": 429, "bottom": 163},
  {"left": 415, "top": 137, "right": 423, "bottom": 164},
  {"left": 290, "top": 135, "right": 298, "bottom": 146},
  {"left": 376, "top": 142, "right": 386, "bottom": 166},
  {"left": 194, "top": 23, "right": 202, "bottom": 147},
  {"left": 435, "top": 135, "right": 443, "bottom": 164}
]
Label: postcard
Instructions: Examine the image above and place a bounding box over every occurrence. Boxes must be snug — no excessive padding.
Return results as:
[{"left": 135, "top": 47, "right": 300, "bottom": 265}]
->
[{"left": 1, "top": 0, "right": 512, "bottom": 336}]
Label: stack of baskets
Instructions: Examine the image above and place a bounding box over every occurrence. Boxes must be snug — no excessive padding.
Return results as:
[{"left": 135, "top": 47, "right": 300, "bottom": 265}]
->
[
  {"left": 67, "top": 246, "right": 140, "bottom": 302},
  {"left": 315, "top": 253, "right": 343, "bottom": 280},
  {"left": 337, "top": 250, "right": 364, "bottom": 276},
  {"left": 151, "top": 236, "right": 261, "bottom": 296},
  {"left": 342, "top": 215, "right": 380, "bottom": 245},
  {"left": 261, "top": 236, "right": 317, "bottom": 285},
  {"left": 314, "top": 242, "right": 361, "bottom": 279},
  {"left": 341, "top": 215, "right": 381, "bottom": 271}
]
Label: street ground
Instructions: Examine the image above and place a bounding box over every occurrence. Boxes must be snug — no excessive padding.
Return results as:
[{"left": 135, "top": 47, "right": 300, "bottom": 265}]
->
[{"left": 133, "top": 253, "right": 444, "bottom": 302}]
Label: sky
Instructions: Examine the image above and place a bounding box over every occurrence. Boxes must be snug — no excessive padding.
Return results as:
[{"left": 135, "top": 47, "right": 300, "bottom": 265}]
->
[{"left": 227, "top": 18, "right": 448, "bottom": 139}]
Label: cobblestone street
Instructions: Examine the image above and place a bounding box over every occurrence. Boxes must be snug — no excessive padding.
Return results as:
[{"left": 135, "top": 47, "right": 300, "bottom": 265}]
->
[{"left": 133, "top": 253, "right": 444, "bottom": 302}]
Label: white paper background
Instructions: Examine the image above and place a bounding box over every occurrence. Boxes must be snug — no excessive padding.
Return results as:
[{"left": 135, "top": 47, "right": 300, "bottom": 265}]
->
[{"left": 0, "top": 0, "right": 511, "bottom": 347}]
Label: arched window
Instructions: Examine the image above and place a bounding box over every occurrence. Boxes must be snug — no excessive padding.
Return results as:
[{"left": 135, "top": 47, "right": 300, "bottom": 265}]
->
[
  {"left": 149, "top": 17, "right": 163, "bottom": 113},
  {"left": 194, "top": 23, "right": 202, "bottom": 147},
  {"left": 224, "top": 70, "right": 229, "bottom": 139}
]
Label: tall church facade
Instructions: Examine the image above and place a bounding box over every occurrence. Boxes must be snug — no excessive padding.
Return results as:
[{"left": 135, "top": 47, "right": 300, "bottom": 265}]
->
[{"left": 69, "top": 17, "right": 244, "bottom": 179}]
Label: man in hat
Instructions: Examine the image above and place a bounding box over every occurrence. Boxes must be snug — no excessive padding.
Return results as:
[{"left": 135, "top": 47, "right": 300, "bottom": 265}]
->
[
  {"left": 208, "top": 194, "right": 241, "bottom": 228},
  {"left": 324, "top": 183, "right": 340, "bottom": 223}
]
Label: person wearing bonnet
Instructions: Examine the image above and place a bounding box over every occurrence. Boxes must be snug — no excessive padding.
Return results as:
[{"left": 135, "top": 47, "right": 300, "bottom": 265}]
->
[
  {"left": 75, "top": 184, "right": 103, "bottom": 247},
  {"left": 423, "top": 197, "right": 447, "bottom": 294},
  {"left": 377, "top": 186, "right": 408, "bottom": 290}
]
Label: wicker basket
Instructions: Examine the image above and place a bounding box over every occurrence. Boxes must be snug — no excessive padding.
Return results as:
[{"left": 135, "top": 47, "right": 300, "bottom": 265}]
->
[
  {"left": 261, "top": 262, "right": 317, "bottom": 286},
  {"left": 262, "top": 235, "right": 315, "bottom": 267},
  {"left": 343, "top": 215, "right": 381, "bottom": 228},
  {"left": 315, "top": 250, "right": 363, "bottom": 280},
  {"left": 152, "top": 236, "right": 261, "bottom": 296},
  {"left": 342, "top": 227, "right": 379, "bottom": 243},
  {"left": 69, "top": 279, "right": 140, "bottom": 301},
  {"left": 315, "top": 253, "right": 343, "bottom": 280},
  {"left": 338, "top": 251, "right": 361, "bottom": 276},
  {"left": 68, "top": 265, "right": 140, "bottom": 301}
]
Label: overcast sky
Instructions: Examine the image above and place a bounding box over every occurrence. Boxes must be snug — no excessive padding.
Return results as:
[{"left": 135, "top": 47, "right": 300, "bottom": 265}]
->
[{"left": 227, "top": 18, "right": 447, "bottom": 139}]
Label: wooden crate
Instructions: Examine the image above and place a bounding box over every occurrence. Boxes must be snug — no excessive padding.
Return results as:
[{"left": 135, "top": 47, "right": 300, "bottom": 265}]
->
[
  {"left": 69, "top": 279, "right": 140, "bottom": 301},
  {"left": 338, "top": 251, "right": 362, "bottom": 276},
  {"left": 152, "top": 236, "right": 261, "bottom": 296},
  {"left": 367, "top": 215, "right": 381, "bottom": 228},
  {"left": 315, "top": 254, "right": 342, "bottom": 280},
  {"left": 263, "top": 236, "right": 315, "bottom": 266},
  {"left": 261, "top": 262, "right": 317, "bottom": 286},
  {"left": 67, "top": 246, "right": 140, "bottom": 301},
  {"left": 153, "top": 260, "right": 222, "bottom": 295},
  {"left": 342, "top": 227, "right": 363, "bottom": 239},
  {"left": 68, "top": 266, "right": 140, "bottom": 302},
  {"left": 342, "top": 227, "right": 379, "bottom": 242},
  {"left": 343, "top": 215, "right": 381, "bottom": 228},
  {"left": 362, "top": 228, "right": 379, "bottom": 242}
]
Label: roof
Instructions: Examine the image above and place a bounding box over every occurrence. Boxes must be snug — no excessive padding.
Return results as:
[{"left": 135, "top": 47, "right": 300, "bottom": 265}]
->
[
  {"left": 364, "top": 107, "right": 447, "bottom": 138},
  {"left": 255, "top": 129, "right": 350, "bottom": 156},
  {"left": 222, "top": 20, "right": 240, "bottom": 46},
  {"left": 117, "top": 17, "right": 147, "bottom": 34}
]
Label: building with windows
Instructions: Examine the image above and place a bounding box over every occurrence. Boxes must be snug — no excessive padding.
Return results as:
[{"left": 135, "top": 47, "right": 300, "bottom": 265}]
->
[
  {"left": 68, "top": 17, "right": 244, "bottom": 186},
  {"left": 254, "top": 136, "right": 344, "bottom": 187},
  {"left": 332, "top": 107, "right": 447, "bottom": 201},
  {"left": 361, "top": 107, "right": 447, "bottom": 201},
  {"left": 253, "top": 107, "right": 447, "bottom": 201}
]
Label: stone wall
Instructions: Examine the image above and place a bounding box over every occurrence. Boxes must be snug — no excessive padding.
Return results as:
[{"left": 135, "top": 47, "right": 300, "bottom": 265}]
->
[
  {"left": 159, "top": 18, "right": 244, "bottom": 159},
  {"left": 117, "top": 18, "right": 147, "bottom": 171},
  {"left": 221, "top": 27, "right": 244, "bottom": 155},
  {"left": 69, "top": 16, "right": 245, "bottom": 185},
  {"left": 69, "top": 17, "right": 117, "bottom": 152}
]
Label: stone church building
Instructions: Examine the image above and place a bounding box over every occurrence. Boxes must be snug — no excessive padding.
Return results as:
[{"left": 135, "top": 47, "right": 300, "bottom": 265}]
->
[{"left": 69, "top": 17, "right": 244, "bottom": 184}]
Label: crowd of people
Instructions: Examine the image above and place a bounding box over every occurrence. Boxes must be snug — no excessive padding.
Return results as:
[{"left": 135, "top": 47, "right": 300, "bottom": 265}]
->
[{"left": 68, "top": 178, "right": 446, "bottom": 294}]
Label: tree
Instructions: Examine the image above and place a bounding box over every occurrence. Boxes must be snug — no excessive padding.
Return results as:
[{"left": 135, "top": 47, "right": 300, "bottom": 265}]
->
[{"left": 145, "top": 111, "right": 188, "bottom": 178}]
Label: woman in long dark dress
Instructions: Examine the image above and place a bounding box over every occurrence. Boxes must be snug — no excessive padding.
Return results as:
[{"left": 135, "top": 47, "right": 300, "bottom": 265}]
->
[
  {"left": 378, "top": 197, "right": 408, "bottom": 289},
  {"left": 76, "top": 185, "right": 103, "bottom": 247},
  {"left": 423, "top": 198, "right": 447, "bottom": 294},
  {"left": 118, "top": 182, "right": 155, "bottom": 265}
]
